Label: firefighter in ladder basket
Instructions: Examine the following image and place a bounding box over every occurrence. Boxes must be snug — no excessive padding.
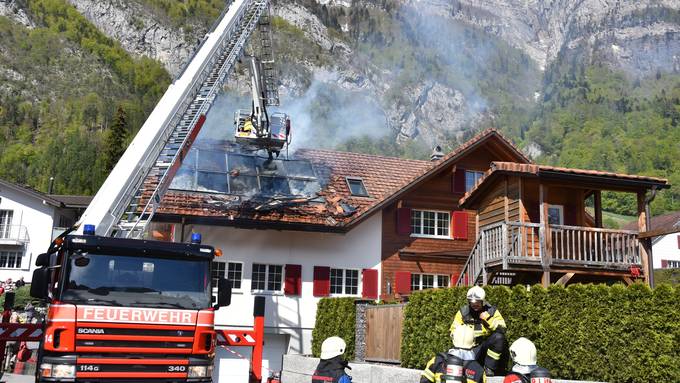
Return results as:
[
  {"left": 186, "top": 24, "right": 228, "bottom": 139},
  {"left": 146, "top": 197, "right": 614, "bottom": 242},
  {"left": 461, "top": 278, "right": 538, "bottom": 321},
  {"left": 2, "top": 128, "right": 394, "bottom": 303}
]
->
[
  {"left": 420, "top": 324, "right": 486, "bottom": 383},
  {"left": 450, "top": 286, "right": 508, "bottom": 376}
]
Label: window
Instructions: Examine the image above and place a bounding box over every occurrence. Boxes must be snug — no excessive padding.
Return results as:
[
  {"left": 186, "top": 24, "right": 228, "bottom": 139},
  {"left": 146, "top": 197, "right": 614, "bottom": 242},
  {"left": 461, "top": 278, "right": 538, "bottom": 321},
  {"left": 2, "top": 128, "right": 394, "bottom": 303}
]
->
[
  {"left": 252, "top": 264, "right": 283, "bottom": 292},
  {"left": 548, "top": 205, "right": 564, "bottom": 225},
  {"left": 411, "top": 210, "right": 450, "bottom": 238},
  {"left": 330, "top": 268, "right": 359, "bottom": 295},
  {"left": 211, "top": 261, "right": 226, "bottom": 289},
  {"left": 0, "top": 251, "right": 23, "bottom": 269},
  {"left": 666, "top": 260, "right": 680, "bottom": 269},
  {"left": 411, "top": 273, "right": 450, "bottom": 291},
  {"left": 0, "top": 210, "right": 13, "bottom": 239},
  {"left": 346, "top": 177, "right": 369, "bottom": 197},
  {"left": 169, "top": 149, "right": 321, "bottom": 197},
  {"left": 227, "top": 262, "right": 243, "bottom": 289},
  {"left": 465, "top": 171, "right": 484, "bottom": 192}
]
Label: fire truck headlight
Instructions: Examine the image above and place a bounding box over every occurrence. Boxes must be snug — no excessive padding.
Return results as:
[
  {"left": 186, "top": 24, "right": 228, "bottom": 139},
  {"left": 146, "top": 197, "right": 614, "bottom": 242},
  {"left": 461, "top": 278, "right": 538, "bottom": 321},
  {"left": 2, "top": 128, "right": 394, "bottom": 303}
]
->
[
  {"left": 40, "top": 363, "right": 76, "bottom": 379},
  {"left": 188, "top": 365, "right": 209, "bottom": 377},
  {"left": 52, "top": 364, "right": 76, "bottom": 378}
]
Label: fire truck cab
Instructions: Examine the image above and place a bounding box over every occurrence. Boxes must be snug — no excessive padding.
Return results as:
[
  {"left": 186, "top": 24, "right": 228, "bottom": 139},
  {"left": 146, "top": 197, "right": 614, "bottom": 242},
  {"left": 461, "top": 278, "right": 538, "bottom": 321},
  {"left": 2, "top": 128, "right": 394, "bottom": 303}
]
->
[{"left": 30, "top": 227, "right": 232, "bottom": 382}]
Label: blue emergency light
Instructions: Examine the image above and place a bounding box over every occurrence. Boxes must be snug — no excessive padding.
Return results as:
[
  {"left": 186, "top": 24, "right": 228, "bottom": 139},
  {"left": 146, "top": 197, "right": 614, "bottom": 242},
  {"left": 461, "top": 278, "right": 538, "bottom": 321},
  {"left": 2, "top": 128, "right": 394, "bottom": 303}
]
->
[
  {"left": 191, "top": 233, "right": 202, "bottom": 244},
  {"left": 83, "top": 224, "right": 96, "bottom": 235}
]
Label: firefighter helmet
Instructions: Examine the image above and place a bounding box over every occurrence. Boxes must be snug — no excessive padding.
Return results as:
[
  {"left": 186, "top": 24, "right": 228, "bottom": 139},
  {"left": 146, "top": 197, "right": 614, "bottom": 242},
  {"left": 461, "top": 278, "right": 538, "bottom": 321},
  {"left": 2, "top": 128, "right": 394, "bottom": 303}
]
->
[
  {"left": 466, "top": 286, "right": 486, "bottom": 302},
  {"left": 451, "top": 325, "right": 475, "bottom": 350},
  {"left": 320, "top": 336, "right": 346, "bottom": 360},
  {"left": 509, "top": 337, "right": 537, "bottom": 366}
]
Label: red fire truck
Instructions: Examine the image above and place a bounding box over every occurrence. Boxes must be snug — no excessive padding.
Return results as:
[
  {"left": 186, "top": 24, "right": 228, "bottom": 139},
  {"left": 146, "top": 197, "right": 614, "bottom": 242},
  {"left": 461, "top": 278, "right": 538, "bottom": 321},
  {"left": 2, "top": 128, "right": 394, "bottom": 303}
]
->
[{"left": 28, "top": 229, "right": 229, "bottom": 381}]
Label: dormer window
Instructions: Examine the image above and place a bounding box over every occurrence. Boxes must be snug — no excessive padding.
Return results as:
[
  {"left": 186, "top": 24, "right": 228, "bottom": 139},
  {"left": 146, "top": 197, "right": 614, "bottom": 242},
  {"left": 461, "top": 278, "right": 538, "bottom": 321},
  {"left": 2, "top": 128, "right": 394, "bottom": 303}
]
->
[{"left": 346, "top": 177, "right": 369, "bottom": 197}]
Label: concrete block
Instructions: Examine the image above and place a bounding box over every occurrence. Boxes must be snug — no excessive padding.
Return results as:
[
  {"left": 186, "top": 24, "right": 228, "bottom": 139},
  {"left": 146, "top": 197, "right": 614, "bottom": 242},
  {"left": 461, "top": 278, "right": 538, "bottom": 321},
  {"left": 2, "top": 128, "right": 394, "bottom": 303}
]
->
[{"left": 281, "top": 355, "right": 607, "bottom": 383}]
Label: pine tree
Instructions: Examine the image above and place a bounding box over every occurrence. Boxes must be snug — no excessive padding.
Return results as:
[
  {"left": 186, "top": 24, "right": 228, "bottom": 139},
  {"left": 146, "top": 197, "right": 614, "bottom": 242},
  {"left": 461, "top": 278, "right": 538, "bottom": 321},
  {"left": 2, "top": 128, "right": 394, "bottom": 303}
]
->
[{"left": 103, "top": 106, "right": 128, "bottom": 173}]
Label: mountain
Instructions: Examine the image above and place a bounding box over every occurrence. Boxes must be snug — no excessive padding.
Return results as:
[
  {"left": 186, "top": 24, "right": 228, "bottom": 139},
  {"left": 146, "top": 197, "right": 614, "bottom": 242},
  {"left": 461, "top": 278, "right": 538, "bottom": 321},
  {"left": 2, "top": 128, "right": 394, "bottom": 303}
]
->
[{"left": 0, "top": 0, "right": 678, "bottom": 217}]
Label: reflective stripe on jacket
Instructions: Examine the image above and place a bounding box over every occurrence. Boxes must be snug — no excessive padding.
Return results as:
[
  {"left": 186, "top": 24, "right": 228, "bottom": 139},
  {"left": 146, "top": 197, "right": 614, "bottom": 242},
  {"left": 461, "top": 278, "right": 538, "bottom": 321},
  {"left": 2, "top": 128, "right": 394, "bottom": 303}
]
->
[
  {"left": 420, "top": 352, "right": 486, "bottom": 383},
  {"left": 450, "top": 304, "right": 506, "bottom": 341}
]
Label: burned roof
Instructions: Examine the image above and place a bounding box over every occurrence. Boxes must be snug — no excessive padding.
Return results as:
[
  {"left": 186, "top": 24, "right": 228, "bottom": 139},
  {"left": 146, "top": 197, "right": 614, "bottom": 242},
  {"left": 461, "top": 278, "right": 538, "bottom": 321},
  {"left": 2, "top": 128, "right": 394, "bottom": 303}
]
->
[
  {"left": 156, "top": 141, "right": 432, "bottom": 231},
  {"left": 154, "top": 129, "right": 533, "bottom": 231}
]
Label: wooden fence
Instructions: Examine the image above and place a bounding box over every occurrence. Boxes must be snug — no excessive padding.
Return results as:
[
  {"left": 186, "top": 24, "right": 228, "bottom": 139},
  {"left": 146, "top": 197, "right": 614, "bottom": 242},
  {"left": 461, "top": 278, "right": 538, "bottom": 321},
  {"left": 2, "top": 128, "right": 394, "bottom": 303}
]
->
[{"left": 364, "top": 304, "right": 405, "bottom": 363}]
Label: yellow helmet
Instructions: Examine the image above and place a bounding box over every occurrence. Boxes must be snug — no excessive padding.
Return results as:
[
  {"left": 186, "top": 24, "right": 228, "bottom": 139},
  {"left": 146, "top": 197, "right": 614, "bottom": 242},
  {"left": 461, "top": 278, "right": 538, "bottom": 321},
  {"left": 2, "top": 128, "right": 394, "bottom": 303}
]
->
[{"left": 451, "top": 325, "right": 475, "bottom": 350}]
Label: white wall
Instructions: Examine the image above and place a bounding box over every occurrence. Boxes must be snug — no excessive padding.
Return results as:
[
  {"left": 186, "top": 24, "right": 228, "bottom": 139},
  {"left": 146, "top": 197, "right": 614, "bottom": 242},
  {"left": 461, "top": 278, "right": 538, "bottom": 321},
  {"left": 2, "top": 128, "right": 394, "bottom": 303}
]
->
[
  {"left": 653, "top": 233, "right": 680, "bottom": 268},
  {"left": 180, "top": 213, "right": 382, "bottom": 379},
  {"left": 0, "top": 187, "right": 56, "bottom": 282}
]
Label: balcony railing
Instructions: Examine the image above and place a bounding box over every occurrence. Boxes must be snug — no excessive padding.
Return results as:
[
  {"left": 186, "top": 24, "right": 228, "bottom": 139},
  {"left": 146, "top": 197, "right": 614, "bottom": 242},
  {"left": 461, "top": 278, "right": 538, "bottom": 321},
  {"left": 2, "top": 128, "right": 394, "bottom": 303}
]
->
[
  {"left": 457, "top": 221, "right": 641, "bottom": 286},
  {"left": 0, "top": 225, "right": 29, "bottom": 244}
]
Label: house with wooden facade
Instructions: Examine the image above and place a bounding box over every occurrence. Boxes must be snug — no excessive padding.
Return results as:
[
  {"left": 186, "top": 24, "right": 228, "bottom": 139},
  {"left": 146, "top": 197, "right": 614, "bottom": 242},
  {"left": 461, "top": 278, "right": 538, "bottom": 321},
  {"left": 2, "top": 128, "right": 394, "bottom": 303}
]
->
[
  {"left": 147, "top": 129, "right": 668, "bottom": 380},
  {"left": 457, "top": 162, "right": 668, "bottom": 287}
]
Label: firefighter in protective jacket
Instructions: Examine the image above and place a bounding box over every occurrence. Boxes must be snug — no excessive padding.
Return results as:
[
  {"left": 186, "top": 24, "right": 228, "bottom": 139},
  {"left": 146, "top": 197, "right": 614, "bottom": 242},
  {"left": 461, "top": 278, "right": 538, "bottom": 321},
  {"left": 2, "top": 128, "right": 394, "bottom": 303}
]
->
[
  {"left": 450, "top": 286, "right": 507, "bottom": 376},
  {"left": 503, "top": 337, "right": 552, "bottom": 383},
  {"left": 312, "top": 337, "right": 352, "bottom": 383},
  {"left": 421, "top": 325, "right": 486, "bottom": 383}
]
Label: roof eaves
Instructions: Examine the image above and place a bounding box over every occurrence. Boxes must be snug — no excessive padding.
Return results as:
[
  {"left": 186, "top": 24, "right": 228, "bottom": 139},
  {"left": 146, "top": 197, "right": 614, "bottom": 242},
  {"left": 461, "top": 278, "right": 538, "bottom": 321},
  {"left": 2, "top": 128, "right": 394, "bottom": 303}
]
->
[
  {"left": 154, "top": 212, "right": 348, "bottom": 233},
  {"left": 0, "top": 178, "right": 62, "bottom": 207}
]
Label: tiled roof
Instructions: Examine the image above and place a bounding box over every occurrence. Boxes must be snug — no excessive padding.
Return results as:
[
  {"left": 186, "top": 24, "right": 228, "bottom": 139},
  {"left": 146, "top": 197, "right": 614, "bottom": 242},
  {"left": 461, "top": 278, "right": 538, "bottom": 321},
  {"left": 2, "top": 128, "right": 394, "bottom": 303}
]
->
[
  {"left": 157, "top": 149, "right": 432, "bottom": 229},
  {"left": 460, "top": 161, "right": 670, "bottom": 207},
  {"left": 155, "top": 128, "right": 530, "bottom": 230},
  {"left": 622, "top": 210, "right": 680, "bottom": 232}
]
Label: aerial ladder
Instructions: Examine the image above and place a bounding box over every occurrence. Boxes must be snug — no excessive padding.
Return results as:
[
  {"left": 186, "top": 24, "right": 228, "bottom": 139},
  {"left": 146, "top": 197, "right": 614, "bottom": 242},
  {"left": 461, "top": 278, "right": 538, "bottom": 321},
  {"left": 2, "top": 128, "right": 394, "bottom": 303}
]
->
[
  {"left": 77, "top": 0, "right": 283, "bottom": 240},
  {"left": 234, "top": 8, "right": 291, "bottom": 161},
  {"left": 0, "top": 1, "right": 283, "bottom": 382}
]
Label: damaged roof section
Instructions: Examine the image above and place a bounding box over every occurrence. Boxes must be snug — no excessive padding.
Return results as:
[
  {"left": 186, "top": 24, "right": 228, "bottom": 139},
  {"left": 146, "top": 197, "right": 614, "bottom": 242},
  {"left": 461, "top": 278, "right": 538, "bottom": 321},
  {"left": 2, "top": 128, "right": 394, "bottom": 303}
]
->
[{"left": 156, "top": 141, "right": 432, "bottom": 230}]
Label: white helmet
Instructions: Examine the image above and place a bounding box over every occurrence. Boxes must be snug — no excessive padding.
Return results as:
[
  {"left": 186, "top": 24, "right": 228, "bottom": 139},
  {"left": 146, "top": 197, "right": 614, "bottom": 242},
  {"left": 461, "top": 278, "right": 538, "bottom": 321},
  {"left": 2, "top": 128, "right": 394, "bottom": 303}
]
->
[
  {"left": 509, "top": 337, "right": 537, "bottom": 366},
  {"left": 451, "top": 325, "right": 475, "bottom": 350},
  {"left": 466, "top": 286, "right": 485, "bottom": 302},
  {"left": 320, "top": 336, "right": 346, "bottom": 360}
]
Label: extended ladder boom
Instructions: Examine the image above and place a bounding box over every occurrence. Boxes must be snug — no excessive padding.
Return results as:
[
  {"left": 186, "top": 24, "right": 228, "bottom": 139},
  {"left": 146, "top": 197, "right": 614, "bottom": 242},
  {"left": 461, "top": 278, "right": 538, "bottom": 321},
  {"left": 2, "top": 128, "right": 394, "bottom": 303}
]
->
[{"left": 76, "top": 0, "right": 271, "bottom": 238}]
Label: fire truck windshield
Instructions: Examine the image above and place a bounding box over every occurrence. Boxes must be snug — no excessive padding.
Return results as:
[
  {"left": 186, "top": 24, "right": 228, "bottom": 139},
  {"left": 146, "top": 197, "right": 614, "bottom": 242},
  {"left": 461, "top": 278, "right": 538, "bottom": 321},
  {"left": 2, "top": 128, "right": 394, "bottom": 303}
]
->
[{"left": 60, "top": 252, "right": 211, "bottom": 310}]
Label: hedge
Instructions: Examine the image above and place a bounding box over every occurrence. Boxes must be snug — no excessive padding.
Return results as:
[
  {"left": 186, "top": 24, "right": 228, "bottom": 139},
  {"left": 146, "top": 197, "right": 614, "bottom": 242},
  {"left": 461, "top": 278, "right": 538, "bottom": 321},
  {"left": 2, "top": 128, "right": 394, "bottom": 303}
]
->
[
  {"left": 401, "top": 284, "right": 680, "bottom": 382},
  {"left": 311, "top": 297, "right": 356, "bottom": 360},
  {"left": 0, "top": 286, "right": 34, "bottom": 309}
]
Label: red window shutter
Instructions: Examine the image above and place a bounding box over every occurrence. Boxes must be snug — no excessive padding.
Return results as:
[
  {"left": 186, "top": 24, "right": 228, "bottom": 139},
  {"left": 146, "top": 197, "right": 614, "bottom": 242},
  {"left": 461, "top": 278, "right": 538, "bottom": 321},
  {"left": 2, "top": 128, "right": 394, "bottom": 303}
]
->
[
  {"left": 452, "top": 168, "right": 466, "bottom": 193},
  {"left": 362, "top": 269, "right": 378, "bottom": 299},
  {"left": 661, "top": 260, "right": 668, "bottom": 268},
  {"left": 313, "top": 266, "right": 330, "bottom": 297},
  {"left": 394, "top": 271, "right": 411, "bottom": 295},
  {"left": 677, "top": 235, "right": 680, "bottom": 249},
  {"left": 284, "top": 264, "right": 302, "bottom": 296},
  {"left": 450, "top": 274, "right": 459, "bottom": 287},
  {"left": 396, "top": 208, "right": 412, "bottom": 235},
  {"left": 452, "top": 211, "right": 468, "bottom": 240}
]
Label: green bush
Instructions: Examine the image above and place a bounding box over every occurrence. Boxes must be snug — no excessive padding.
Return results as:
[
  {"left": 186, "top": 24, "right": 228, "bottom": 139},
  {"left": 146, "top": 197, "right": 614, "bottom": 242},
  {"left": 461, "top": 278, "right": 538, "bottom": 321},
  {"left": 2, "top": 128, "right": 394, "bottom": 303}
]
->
[
  {"left": 0, "top": 286, "right": 34, "bottom": 309},
  {"left": 311, "top": 297, "right": 356, "bottom": 359},
  {"left": 400, "top": 284, "right": 680, "bottom": 382}
]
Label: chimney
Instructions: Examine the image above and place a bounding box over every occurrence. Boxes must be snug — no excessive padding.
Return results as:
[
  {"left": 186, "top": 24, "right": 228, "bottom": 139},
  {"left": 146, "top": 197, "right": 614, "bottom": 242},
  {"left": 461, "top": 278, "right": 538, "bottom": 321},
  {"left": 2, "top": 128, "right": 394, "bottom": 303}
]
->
[
  {"left": 430, "top": 145, "right": 444, "bottom": 161},
  {"left": 48, "top": 177, "right": 54, "bottom": 194}
]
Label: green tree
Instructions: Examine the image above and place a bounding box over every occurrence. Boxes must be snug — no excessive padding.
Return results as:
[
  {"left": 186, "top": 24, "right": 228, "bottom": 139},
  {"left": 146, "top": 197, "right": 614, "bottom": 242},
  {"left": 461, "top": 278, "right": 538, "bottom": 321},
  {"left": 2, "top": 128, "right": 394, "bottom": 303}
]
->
[{"left": 103, "top": 106, "right": 129, "bottom": 173}]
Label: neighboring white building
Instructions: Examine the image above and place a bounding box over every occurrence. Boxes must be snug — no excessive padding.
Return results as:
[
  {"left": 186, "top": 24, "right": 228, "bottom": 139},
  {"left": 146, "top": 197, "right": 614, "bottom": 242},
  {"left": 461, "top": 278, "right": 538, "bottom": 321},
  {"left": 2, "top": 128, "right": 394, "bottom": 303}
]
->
[
  {"left": 624, "top": 210, "right": 680, "bottom": 269},
  {"left": 0, "top": 178, "right": 91, "bottom": 282}
]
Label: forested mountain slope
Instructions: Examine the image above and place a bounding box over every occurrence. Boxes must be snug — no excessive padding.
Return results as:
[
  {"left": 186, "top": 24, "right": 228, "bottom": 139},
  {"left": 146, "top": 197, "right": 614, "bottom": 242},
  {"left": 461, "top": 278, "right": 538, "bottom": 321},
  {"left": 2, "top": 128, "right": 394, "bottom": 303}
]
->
[{"left": 0, "top": 0, "right": 678, "bottom": 217}]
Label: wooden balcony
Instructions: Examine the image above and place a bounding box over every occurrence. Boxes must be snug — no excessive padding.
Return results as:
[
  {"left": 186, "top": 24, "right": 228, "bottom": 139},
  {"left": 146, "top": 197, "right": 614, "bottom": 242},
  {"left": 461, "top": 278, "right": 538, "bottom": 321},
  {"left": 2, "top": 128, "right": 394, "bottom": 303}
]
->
[{"left": 456, "top": 221, "right": 643, "bottom": 286}]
